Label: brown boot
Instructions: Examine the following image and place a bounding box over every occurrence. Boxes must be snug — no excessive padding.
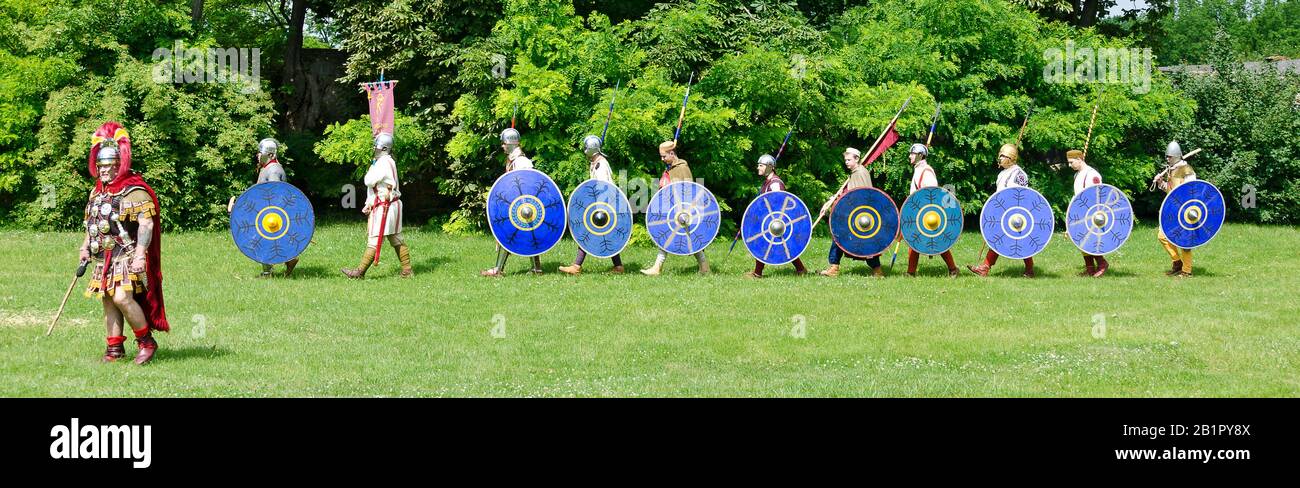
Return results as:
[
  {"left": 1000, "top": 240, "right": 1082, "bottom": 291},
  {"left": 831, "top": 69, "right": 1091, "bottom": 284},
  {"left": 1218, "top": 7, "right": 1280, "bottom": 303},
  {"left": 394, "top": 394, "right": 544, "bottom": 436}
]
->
[
  {"left": 1166, "top": 260, "right": 1182, "bottom": 276},
  {"left": 1022, "top": 258, "right": 1035, "bottom": 278},
  {"left": 397, "top": 245, "right": 413, "bottom": 278},
  {"left": 819, "top": 264, "right": 840, "bottom": 277},
  {"left": 1079, "top": 256, "right": 1096, "bottom": 276},
  {"left": 948, "top": 267, "right": 960, "bottom": 278},
  {"left": 967, "top": 263, "right": 990, "bottom": 277},
  {"left": 743, "top": 270, "right": 763, "bottom": 279},
  {"left": 611, "top": 265, "right": 625, "bottom": 274},
  {"left": 342, "top": 247, "right": 376, "bottom": 279},
  {"left": 1092, "top": 256, "right": 1109, "bottom": 277},
  {"left": 103, "top": 337, "right": 126, "bottom": 363},
  {"left": 133, "top": 334, "right": 157, "bottom": 365},
  {"left": 871, "top": 267, "right": 884, "bottom": 278},
  {"left": 559, "top": 264, "right": 581, "bottom": 275}
]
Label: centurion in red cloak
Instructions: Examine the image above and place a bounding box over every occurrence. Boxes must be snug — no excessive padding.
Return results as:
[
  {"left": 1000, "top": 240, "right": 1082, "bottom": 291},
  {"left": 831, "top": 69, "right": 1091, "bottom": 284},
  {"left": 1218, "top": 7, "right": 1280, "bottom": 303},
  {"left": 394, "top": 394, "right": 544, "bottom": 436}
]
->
[{"left": 87, "top": 122, "right": 170, "bottom": 332}]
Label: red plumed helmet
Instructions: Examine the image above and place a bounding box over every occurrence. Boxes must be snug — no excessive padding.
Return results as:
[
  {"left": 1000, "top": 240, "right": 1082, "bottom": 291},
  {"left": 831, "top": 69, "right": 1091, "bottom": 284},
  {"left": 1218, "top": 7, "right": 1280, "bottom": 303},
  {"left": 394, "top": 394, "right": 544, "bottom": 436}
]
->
[{"left": 87, "top": 122, "right": 132, "bottom": 187}]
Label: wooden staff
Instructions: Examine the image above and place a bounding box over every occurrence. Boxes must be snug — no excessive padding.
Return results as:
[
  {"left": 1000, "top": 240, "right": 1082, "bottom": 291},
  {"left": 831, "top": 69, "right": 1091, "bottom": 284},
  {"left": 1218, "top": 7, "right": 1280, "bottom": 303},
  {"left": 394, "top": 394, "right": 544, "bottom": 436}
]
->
[{"left": 47, "top": 260, "right": 89, "bottom": 336}]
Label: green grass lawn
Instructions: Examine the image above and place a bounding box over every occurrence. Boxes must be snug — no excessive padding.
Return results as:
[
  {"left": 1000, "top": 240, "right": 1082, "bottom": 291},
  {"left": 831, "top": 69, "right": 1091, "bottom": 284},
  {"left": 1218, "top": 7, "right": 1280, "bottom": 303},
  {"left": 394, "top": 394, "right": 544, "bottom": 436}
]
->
[{"left": 2, "top": 222, "right": 1297, "bottom": 397}]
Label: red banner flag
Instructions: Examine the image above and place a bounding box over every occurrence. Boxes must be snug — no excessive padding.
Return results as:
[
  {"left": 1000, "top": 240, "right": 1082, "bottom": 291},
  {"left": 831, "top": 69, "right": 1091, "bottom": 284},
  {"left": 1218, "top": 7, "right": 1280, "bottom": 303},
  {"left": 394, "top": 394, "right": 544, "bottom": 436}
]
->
[
  {"left": 364, "top": 81, "right": 397, "bottom": 136},
  {"left": 864, "top": 124, "right": 900, "bottom": 166}
]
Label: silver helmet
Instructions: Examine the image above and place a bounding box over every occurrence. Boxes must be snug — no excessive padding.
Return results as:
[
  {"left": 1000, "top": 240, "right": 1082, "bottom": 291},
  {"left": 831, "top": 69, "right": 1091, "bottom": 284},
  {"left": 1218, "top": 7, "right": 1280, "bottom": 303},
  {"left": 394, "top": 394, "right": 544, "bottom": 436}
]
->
[
  {"left": 909, "top": 143, "right": 928, "bottom": 157},
  {"left": 257, "top": 138, "right": 279, "bottom": 164},
  {"left": 581, "top": 135, "right": 602, "bottom": 157},
  {"left": 96, "top": 146, "right": 120, "bottom": 164},
  {"left": 757, "top": 154, "right": 776, "bottom": 168},
  {"left": 1165, "top": 140, "right": 1183, "bottom": 159},
  {"left": 374, "top": 132, "right": 394, "bottom": 155},
  {"left": 500, "top": 128, "right": 521, "bottom": 147}
]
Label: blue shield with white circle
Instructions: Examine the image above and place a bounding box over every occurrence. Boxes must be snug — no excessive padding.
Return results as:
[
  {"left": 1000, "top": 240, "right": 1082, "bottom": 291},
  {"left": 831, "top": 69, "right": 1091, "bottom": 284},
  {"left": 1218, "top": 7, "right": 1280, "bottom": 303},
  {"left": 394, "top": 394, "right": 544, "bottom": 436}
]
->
[
  {"left": 741, "top": 191, "right": 812, "bottom": 266},
  {"left": 645, "top": 181, "right": 721, "bottom": 256},
  {"left": 1067, "top": 184, "right": 1133, "bottom": 255},
  {"left": 980, "top": 187, "right": 1054, "bottom": 259},
  {"left": 1159, "top": 180, "right": 1225, "bottom": 249},
  {"left": 487, "top": 169, "right": 567, "bottom": 257}
]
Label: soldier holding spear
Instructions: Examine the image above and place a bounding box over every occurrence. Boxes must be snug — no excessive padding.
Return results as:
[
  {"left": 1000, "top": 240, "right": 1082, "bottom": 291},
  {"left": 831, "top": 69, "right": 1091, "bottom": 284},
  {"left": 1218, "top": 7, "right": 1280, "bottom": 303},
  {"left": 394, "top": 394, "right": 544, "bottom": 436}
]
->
[{"left": 812, "top": 96, "right": 911, "bottom": 277}]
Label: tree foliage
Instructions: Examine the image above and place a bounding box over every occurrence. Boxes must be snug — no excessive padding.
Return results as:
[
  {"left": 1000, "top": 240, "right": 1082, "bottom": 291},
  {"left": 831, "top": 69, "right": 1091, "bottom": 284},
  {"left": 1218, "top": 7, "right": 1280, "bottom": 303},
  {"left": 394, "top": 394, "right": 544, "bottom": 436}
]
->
[
  {"left": 1, "top": 0, "right": 277, "bottom": 231},
  {"left": 419, "top": 0, "right": 1195, "bottom": 234},
  {"left": 1169, "top": 29, "right": 1300, "bottom": 224}
]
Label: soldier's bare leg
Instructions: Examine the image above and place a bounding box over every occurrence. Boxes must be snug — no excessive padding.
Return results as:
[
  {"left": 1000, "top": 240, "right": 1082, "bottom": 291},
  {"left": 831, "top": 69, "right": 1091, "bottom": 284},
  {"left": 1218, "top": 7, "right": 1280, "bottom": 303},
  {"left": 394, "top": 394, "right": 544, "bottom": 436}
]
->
[
  {"left": 111, "top": 287, "right": 156, "bottom": 365},
  {"left": 102, "top": 295, "right": 126, "bottom": 362}
]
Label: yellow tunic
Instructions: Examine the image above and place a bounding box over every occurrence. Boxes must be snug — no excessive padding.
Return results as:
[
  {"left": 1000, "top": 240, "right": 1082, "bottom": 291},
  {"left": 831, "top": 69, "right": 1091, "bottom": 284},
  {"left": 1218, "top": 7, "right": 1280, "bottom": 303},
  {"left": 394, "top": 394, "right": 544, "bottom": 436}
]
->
[{"left": 1157, "top": 162, "right": 1196, "bottom": 272}]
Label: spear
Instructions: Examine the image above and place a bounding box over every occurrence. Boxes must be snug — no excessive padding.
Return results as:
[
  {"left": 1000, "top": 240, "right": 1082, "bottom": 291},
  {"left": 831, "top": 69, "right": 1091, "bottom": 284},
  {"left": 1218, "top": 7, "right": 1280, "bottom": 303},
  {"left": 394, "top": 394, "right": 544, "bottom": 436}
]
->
[
  {"left": 600, "top": 80, "right": 620, "bottom": 144},
  {"left": 1016, "top": 105, "right": 1034, "bottom": 146},
  {"left": 1082, "top": 103, "right": 1099, "bottom": 158},
  {"left": 926, "top": 102, "right": 942, "bottom": 147},
  {"left": 673, "top": 72, "right": 695, "bottom": 143},
  {"left": 774, "top": 112, "right": 801, "bottom": 161}
]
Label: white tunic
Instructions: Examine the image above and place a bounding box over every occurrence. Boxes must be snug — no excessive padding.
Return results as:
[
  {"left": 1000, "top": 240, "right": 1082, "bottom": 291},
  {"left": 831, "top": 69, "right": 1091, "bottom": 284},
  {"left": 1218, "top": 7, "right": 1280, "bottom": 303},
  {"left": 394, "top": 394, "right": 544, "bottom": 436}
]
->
[
  {"left": 1073, "top": 164, "right": 1103, "bottom": 195},
  {"left": 364, "top": 154, "right": 402, "bottom": 237},
  {"left": 996, "top": 165, "right": 1029, "bottom": 191},
  {"left": 910, "top": 161, "right": 938, "bottom": 194},
  {"left": 506, "top": 148, "right": 533, "bottom": 172},
  {"left": 590, "top": 155, "right": 613, "bottom": 183}
]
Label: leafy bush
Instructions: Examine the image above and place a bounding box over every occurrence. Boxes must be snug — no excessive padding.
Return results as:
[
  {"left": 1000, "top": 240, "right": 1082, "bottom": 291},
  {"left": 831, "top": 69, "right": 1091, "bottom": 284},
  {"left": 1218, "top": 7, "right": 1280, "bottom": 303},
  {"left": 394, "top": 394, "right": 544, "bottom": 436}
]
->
[{"left": 1168, "top": 30, "right": 1300, "bottom": 224}]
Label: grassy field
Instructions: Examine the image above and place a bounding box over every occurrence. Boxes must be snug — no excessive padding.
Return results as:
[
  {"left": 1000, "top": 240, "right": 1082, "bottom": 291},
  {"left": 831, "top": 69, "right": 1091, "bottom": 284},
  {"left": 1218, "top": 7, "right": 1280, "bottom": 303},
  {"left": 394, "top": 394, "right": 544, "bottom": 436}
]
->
[{"left": 1, "top": 222, "right": 1297, "bottom": 397}]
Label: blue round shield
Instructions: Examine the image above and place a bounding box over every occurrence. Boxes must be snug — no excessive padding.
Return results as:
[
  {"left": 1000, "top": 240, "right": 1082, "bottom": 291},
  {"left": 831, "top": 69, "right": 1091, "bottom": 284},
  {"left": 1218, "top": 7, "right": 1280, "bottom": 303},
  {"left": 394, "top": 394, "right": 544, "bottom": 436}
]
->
[
  {"left": 980, "top": 187, "right": 1054, "bottom": 259},
  {"left": 567, "top": 179, "right": 632, "bottom": 259},
  {"left": 487, "top": 169, "right": 567, "bottom": 257},
  {"left": 1159, "top": 180, "right": 1225, "bottom": 249},
  {"left": 646, "top": 181, "right": 721, "bottom": 256},
  {"left": 230, "top": 181, "right": 315, "bottom": 265},
  {"left": 741, "top": 191, "right": 812, "bottom": 266},
  {"left": 830, "top": 187, "right": 899, "bottom": 258},
  {"left": 900, "top": 187, "right": 963, "bottom": 255},
  {"left": 1067, "top": 184, "right": 1133, "bottom": 255}
]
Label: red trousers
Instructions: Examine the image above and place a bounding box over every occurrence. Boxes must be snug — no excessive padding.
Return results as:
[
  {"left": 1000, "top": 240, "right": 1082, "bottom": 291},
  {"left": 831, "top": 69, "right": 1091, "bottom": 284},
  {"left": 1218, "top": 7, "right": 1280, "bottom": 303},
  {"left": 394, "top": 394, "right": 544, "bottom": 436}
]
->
[{"left": 908, "top": 249, "right": 957, "bottom": 274}]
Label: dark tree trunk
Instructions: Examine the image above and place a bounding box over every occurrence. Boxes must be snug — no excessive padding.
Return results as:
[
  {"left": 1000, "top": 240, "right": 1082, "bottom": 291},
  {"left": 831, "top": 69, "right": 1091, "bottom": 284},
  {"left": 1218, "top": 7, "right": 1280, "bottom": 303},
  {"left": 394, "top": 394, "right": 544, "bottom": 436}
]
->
[
  {"left": 1080, "top": 0, "right": 1100, "bottom": 27},
  {"left": 191, "top": 0, "right": 204, "bottom": 28},
  {"left": 282, "top": 0, "right": 308, "bottom": 130}
]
